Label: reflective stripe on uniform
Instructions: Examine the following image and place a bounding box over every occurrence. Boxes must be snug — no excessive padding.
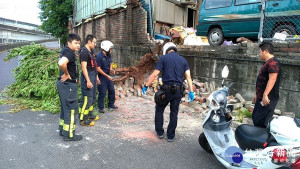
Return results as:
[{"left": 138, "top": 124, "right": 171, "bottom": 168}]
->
[
  {"left": 70, "top": 110, "right": 75, "bottom": 138},
  {"left": 59, "top": 119, "right": 64, "bottom": 126},
  {"left": 80, "top": 96, "right": 88, "bottom": 120},
  {"left": 63, "top": 124, "right": 70, "bottom": 131},
  {"left": 88, "top": 105, "right": 93, "bottom": 111},
  {"left": 83, "top": 109, "right": 89, "bottom": 115}
]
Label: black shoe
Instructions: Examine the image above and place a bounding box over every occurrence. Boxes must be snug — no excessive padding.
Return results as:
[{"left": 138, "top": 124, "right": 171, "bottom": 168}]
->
[
  {"left": 59, "top": 131, "right": 63, "bottom": 136},
  {"left": 108, "top": 105, "right": 118, "bottom": 111},
  {"left": 63, "top": 134, "right": 83, "bottom": 141},
  {"left": 99, "top": 109, "right": 105, "bottom": 114},
  {"left": 157, "top": 134, "right": 164, "bottom": 139},
  {"left": 167, "top": 137, "right": 176, "bottom": 142}
]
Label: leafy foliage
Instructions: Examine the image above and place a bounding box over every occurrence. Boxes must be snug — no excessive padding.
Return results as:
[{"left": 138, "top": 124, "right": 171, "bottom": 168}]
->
[
  {"left": 39, "top": 0, "right": 73, "bottom": 44},
  {"left": 2, "top": 43, "right": 109, "bottom": 114},
  {"left": 4, "top": 43, "right": 60, "bottom": 113},
  {"left": 237, "top": 107, "right": 252, "bottom": 122}
]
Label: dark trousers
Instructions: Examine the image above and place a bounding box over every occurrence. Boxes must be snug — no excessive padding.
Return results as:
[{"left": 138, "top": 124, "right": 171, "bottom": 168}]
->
[
  {"left": 252, "top": 98, "right": 278, "bottom": 128},
  {"left": 57, "top": 80, "right": 79, "bottom": 137},
  {"left": 79, "top": 71, "right": 97, "bottom": 120},
  {"left": 155, "top": 90, "right": 182, "bottom": 139},
  {"left": 97, "top": 75, "right": 115, "bottom": 109}
]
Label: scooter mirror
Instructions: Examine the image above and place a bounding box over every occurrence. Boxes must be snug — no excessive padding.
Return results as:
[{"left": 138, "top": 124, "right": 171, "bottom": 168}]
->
[{"left": 222, "top": 65, "right": 229, "bottom": 79}]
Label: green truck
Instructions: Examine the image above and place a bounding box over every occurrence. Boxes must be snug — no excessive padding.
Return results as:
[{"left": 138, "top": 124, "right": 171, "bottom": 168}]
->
[{"left": 196, "top": 0, "right": 300, "bottom": 45}]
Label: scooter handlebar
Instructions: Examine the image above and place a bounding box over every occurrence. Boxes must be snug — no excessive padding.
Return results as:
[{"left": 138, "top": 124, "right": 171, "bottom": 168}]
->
[{"left": 227, "top": 82, "right": 233, "bottom": 88}]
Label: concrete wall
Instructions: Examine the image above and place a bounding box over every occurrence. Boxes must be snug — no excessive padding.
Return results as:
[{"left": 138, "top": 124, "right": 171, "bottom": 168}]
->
[
  {"left": 177, "top": 44, "right": 300, "bottom": 118},
  {"left": 102, "top": 43, "right": 300, "bottom": 117}
]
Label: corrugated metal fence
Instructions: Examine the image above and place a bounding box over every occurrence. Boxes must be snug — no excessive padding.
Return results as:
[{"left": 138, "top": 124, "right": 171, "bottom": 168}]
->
[{"left": 73, "top": 0, "right": 127, "bottom": 23}]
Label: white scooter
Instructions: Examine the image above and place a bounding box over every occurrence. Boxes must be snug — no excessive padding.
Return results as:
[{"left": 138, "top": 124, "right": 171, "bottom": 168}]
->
[{"left": 198, "top": 65, "right": 300, "bottom": 169}]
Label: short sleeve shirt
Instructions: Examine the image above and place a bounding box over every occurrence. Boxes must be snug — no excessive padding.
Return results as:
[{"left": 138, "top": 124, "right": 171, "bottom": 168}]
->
[
  {"left": 256, "top": 57, "right": 281, "bottom": 99},
  {"left": 80, "top": 47, "right": 97, "bottom": 72},
  {"left": 155, "top": 52, "right": 190, "bottom": 85},
  {"left": 96, "top": 51, "right": 112, "bottom": 75},
  {"left": 59, "top": 47, "right": 78, "bottom": 80}
]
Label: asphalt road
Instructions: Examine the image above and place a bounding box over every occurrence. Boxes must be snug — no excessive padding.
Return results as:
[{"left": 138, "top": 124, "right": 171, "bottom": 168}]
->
[{"left": 0, "top": 41, "right": 225, "bottom": 169}]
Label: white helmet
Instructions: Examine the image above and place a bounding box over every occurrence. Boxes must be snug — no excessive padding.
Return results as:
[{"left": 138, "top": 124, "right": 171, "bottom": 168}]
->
[
  {"left": 163, "top": 42, "right": 177, "bottom": 55},
  {"left": 101, "top": 40, "right": 114, "bottom": 52}
]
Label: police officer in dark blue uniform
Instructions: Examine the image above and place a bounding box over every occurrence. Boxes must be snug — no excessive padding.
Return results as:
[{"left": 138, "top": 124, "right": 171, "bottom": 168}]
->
[
  {"left": 57, "top": 33, "right": 82, "bottom": 141},
  {"left": 142, "top": 42, "right": 195, "bottom": 142},
  {"left": 96, "top": 40, "right": 118, "bottom": 113}
]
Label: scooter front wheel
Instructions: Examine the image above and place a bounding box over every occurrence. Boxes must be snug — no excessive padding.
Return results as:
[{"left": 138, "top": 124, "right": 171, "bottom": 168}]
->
[{"left": 198, "top": 133, "right": 213, "bottom": 154}]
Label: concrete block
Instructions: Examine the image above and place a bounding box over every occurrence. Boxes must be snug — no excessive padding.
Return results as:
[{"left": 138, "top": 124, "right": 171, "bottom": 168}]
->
[
  {"left": 201, "top": 103, "right": 207, "bottom": 109},
  {"left": 137, "top": 88, "right": 142, "bottom": 97},
  {"left": 244, "top": 101, "right": 253, "bottom": 109},
  {"left": 121, "top": 90, "right": 127, "bottom": 96},
  {"left": 274, "top": 109, "right": 281, "bottom": 115},
  {"left": 200, "top": 88, "right": 206, "bottom": 93},
  {"left": 127, "top": 91, "right": 133, "bottom": 97},
  {"left": 119, "top": 93, "right": 125, "bottom": 99},
  {"left": 234, "top": 103, "right": 243, "bottom": 110},
  {"left": 235, "top": 93, "right": 245, "bottom": 103},
  {"left": 209, "top": 82, "right": 215, "bottom": 92},
  {"left": 129, "top": 88, "right": 135, "bottom": 92},
  {"left": 121, "top": 84, "right": 129, "bottom": 92},
  {"left": 228, "top": 99, "right": 238, "bottom": 104}
]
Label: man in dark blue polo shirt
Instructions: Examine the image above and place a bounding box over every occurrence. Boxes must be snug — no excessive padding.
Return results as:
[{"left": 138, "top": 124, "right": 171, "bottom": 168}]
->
[
  {"left": 96, "top": 40, "right": 118, "bottom": 113},
  {"left": 142, "top": 42, "right": 195, "bottom": 142},
  {"left": 57, "top": 33, "right": 82, "bottom": 141}
]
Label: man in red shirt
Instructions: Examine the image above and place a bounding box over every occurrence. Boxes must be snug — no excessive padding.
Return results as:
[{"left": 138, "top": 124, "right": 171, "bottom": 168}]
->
[{"left": 252, "top": 42, "right": 281, "bottom": 128}]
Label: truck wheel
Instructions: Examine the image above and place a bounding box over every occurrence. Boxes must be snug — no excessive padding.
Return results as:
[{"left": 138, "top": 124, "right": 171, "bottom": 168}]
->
[
  {"left": 208, "top": 28, "right": 224, "bottom": 46},
  {"left": 272, "top": 25, "right": 297, "bottom": 37},
  {"left": 198, "top": 132, "right": 213, "bottom": 154}
]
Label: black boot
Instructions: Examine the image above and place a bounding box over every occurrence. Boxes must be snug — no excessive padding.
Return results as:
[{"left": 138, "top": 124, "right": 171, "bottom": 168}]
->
[
  {"left": 63, "top": 134, "right": 83, "bottom": 141},
  {"left": 88, "top": 112, "right": 99, "bottom": 121},
  {"left": 62, "top": 131, "right": 83, "bottom": 141},
  {"left": 80, "top": 115, "right": 95, "bottom": 127}
]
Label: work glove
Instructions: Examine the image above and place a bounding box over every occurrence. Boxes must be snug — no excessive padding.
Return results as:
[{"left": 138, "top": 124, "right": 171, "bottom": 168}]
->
[
  {"left": 142, "top": 85, "right": 148, "bottom": 95},
  {"left": 188, "top": 91, "right": 195, "bottom": 102}
]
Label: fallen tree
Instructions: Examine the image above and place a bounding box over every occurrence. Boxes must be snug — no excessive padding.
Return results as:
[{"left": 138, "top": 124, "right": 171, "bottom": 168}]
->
[{"left": 113, "top": 42, "right": 164, "bottom": 86}]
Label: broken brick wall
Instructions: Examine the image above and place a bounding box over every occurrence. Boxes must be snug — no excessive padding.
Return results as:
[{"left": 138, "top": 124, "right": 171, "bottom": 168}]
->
[{"left": 69, "top": 2, "right": 148, "bottom": 45}]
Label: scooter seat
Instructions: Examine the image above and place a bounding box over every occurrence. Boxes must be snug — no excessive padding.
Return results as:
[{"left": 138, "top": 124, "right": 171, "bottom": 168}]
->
[{"left": 235, "top": 124, "right": 279, "bottom": 150}]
